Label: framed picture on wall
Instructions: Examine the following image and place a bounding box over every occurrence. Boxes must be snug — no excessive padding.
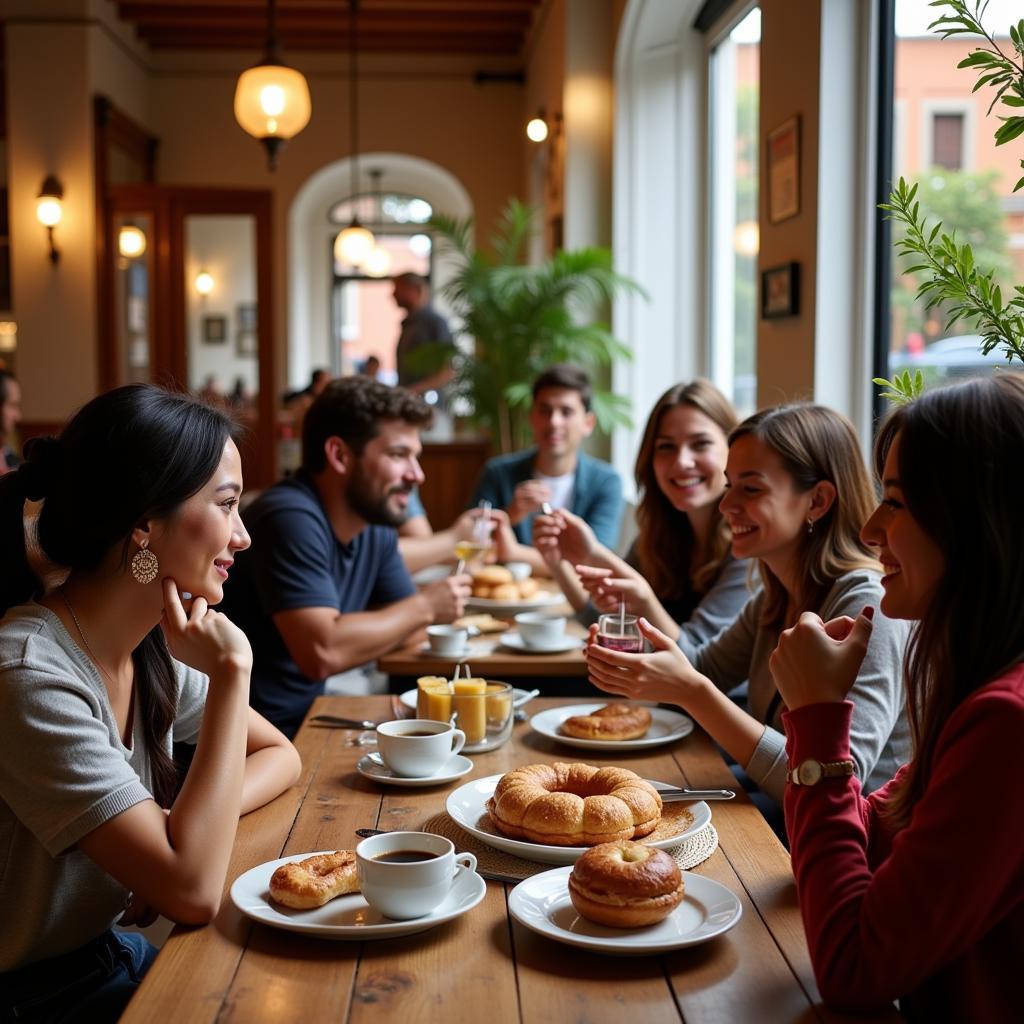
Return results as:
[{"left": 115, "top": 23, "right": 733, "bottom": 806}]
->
[
  {"left": 237, "top": 302, "right": 257, "bottom": 332},
  {"left": 202, "top": 315, "right": 227, "bottom": 344},
  {"left": 767, "top": 116, "right": 800, "bottom": 223},
  {"left": 236, "top": 330, "right": 257, "bottom": 357},
  {"left": 761, "top": 262, "right": 800, "bottom": 318}
]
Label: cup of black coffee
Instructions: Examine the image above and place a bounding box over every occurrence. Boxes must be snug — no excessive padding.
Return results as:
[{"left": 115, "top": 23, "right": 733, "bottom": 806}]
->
[{"left": 355, "top": 831, "right": 477, "bottom": 919}]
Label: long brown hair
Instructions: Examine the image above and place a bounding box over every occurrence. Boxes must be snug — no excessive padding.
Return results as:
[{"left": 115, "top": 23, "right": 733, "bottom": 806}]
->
[
  {"left": 875, "top": 374, "right": 1024, "bottom": 829},
  {"left": 633, "top": 380, "right": 737, "bottom": 600},
  {"left": 729, "top": 404, "right": 879, "bottom": 629}
]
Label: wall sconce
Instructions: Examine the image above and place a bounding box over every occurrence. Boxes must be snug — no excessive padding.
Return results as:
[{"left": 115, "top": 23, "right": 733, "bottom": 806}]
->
[
  {"left": 36, "top": 176, "right": 64, "bottom": 264},
  {"left": 118, "top": 223, "right": 147, "bottom": 259},
  {"left": 526, "top": 111, "right": 549, "bottom": 143},
  {"left": 195, "top": 270, "right": 215, "bottom": 295}
]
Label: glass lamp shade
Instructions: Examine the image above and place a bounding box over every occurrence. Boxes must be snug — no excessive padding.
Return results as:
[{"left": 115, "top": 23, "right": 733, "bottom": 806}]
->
[
  {"left": 36, "top": 196, "right": 63, "bottom": 228},
  {"left": 364, "top": 245, "right": 392, "bottom": 277},
  {"left": 526, "top": 117, "right": 549, "bottom": 143},
  {"left": 118, "top": 225, "right": 147, "bottom": 258},
  {"left": 234, "top": 63, "right": 311, "bottom": 142},
  {"left": 334, "top": 222, "right": 375, "bottom": 267},
  {"left": 195, "top": 270, "right": 215, "bottom": 295}
]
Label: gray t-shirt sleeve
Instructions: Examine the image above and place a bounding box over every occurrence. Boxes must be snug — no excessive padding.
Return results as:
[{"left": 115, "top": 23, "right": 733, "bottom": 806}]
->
[
  {"left": 0, "top": 656, "right": 150, "bottom": 856},
  {"left": 682, "top": 589, "right": 763, "bottom": 687},
  {"left": 678, "top": 558, "right": 755, "bottom": 654},
  {"left": 745, "top": 574, "right": 909, "bottom": 802}
]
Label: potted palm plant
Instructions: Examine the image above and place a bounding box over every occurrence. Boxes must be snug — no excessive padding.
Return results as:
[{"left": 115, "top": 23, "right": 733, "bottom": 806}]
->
[{"left": 410, "top": 199, "right": 644, "bottom": 453}]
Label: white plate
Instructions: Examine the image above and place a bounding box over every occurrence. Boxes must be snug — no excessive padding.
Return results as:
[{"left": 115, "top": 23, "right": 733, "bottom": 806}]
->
[
  {"left": 412, "top": 564, "right": 456, "bottom": 585},
  {"left": 497, "top": 633, "right": 583, "bottom": 655},
  {"left": 417, "top": 644, "right": 484, "bottom": 660},
  {"left": 356, "top": 753, "right": 475, "bottom": 787},
  {"left": 529, "top": 704, "right": 694, "bottom": 751},
  {"left": 230, "top": 851, "right": 486, "bottom": 940},
  {"left": 446, "top": 775, "right": 712, "bottom": 865},
  {"left": 464, "top": 591, "right": 564, "bottom": 617},
  {"left": 508, "top": 866, "right": 741, "bottom": 955},
  {"left": 400, "top": 687, "right": 535, "bottom": 712}
]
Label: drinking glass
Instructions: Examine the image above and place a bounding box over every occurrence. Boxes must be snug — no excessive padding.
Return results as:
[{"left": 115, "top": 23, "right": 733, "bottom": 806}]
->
[{"left": 597, "top": 613, "right": 643, "bottom": 653}]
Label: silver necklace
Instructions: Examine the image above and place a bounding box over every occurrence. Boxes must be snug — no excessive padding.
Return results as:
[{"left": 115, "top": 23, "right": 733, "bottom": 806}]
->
[{"left": 58, "top": 587, "right": 121, "bottom": 689}]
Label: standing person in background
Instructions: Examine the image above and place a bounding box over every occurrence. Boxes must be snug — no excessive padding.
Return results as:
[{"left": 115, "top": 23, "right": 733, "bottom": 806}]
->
[
  {"left": 0, "top": 369, "right": 22, "bottom": 474},
  {"left": 470, "top": 364, "right": 623, "bottom": 576},
  {"left": 392, "top": 272, "right": 454, "bottom": 397},
  {"left": 219, "top": 377, "right": 471, "bottom": 737},
  {"left": 535, "top": 379, "right": 752, "bottom": 648},
  {"left": 0, "top": 385, "right": 300, "bottom": 1021},
  {"left": 770, "top": 375, "right": 1024, "bottom": 1020}
]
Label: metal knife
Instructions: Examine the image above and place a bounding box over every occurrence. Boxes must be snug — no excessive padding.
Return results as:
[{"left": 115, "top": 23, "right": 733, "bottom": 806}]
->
[{"left": 657, "top": 787, "right": 735, "bottom": 802}]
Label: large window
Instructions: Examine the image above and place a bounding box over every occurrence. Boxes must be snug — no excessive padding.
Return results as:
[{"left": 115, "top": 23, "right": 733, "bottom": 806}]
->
[
  {"left": 708, "top": 6, "right": 760, "bottom": 416},
  {"left": 882, "top": 0, "right": 1022, "bottom": 388}
]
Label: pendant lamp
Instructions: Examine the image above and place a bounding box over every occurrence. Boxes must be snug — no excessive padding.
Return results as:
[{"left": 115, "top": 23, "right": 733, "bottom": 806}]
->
[
  {"left": 334, "top": 0, "right": 375, "bottom": 267},
  {"left": 234, "top": 0, "right": 311, "bottom": 171}
]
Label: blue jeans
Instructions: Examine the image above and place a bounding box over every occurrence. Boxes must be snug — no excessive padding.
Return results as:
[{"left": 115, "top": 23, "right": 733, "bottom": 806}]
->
[{"left": 1, "top": 930, "right": 158, "bottom": 1023}]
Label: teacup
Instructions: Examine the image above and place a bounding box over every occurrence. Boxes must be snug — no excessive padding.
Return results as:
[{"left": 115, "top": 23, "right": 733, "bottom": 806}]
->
[
  {"left": 376, "top": 719, "right": 466, "bottom": 778},
  {"left": 504, "top": 561, "right": 532, "bottom": 581},
  {"left": 426, "top": 624, "right": 469, "bottom": 654},
  {"left": 356, "top": 831, "right": 478, "bottom": 920},
  {"left": 515, "top": 612, "right": 567, "bottom": 649}
]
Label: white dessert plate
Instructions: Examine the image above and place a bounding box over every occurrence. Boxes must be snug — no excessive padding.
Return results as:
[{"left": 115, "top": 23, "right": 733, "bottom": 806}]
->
[
  {"left": 508, "top": 866, "right": 741, "bottom": 955},
  {"left": 464, "top": 590, "right": 564, "bottom": 617},
  {"left": 445, "top": 775, "right": 711, "bottom": 866},
  {"left": 529, "top": 704, "right": 694, "bottom": 751},
  {"left": 230, "top": 852, "right": 486, "bottom": 940},
  {"left": 497, "top": 633, "right": 583, "bottom": 655},
  {"left": 400, "top": 687, "right": 535, "bottom": 713},
  {"left": 356, "top": 753, "right": 475, "bottom": 787}
]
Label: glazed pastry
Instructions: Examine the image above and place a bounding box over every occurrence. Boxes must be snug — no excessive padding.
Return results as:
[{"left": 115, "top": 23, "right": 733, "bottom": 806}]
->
[
  {"left": 268, "top": 851, "right": 359, "bottom": 909},
  {"left": 561, "top": 703, "right": 652, "bottom": 741}
]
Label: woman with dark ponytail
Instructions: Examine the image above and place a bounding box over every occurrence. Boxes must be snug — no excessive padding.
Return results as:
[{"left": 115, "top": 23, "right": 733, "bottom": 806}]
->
[{"left": 0, "top": 385, "right": 301, "bottom": 1022}]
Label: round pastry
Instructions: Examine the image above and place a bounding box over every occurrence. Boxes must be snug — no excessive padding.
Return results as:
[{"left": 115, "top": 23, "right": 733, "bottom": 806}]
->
[
  {"left": 517, "top": 577, "right": 540, "bottom": 598},
  {"left": 473, "top": 565, "right": 514, "bottom": 587},
  {"left": 489, "top": 582, "right": 521, "bottom": 601},
  {"left": 269, "top": 851, "right": 359, "bottom": 909},
  {"left": 486, "top": 762, "right": 662, "bottom": 846},
  {"left": 568, "top": 840, "right": 685, "bottom": 928},
  {"left": 561, "top": 703, "right": 652, "bottom": 741}
]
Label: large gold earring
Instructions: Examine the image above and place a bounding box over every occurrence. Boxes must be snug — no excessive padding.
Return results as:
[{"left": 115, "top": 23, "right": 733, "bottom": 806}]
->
[{"left": 131, "top": 540, "right": 159, "bottom": 584}]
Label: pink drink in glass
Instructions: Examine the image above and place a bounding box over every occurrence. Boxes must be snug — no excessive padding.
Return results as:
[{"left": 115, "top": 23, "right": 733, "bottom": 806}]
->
[
  {"left": 596, "top": 613, "right": 642, "bottom": 653},
  {"left": 596, "top": 633, "right": 643, "bottom": 653}
]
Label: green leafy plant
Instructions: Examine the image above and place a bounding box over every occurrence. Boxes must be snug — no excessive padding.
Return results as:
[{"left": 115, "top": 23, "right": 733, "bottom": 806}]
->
[
  {"left": 421, "top": 200, "right": 644, "bottom": 453},
  {"left": 876, "top": 0, "right": 1024, "bottom": 402}
]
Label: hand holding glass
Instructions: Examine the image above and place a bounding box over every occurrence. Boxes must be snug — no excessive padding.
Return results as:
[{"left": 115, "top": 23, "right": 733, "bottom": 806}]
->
[{"left": 597, "top": 613, "right": 642, "bottom": 653}]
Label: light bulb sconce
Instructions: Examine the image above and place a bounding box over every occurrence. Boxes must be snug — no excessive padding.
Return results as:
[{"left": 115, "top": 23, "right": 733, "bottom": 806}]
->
[
  {"left": 526, "top": 111, "right": 549, "bottom": 143},
  {"left": 36, "top": 175, "right": 64, "bottom": 264}
]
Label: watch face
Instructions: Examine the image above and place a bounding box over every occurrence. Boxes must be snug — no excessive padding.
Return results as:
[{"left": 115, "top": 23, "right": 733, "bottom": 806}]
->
[{"left": 797, "top": 760, "right": 822, "bottom": 785}]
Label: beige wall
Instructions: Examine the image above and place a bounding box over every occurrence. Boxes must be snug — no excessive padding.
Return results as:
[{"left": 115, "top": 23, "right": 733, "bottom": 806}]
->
[{"left": 755, "top": 0, "right": 821, "bottom": 405}]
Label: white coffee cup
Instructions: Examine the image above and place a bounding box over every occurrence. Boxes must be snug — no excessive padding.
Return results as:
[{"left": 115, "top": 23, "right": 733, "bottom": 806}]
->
[
  {"left": 356, "top": 831, "right": 478, "bottom": 920},
  {"left": 504, "top": 561, "right": 532, "bottom": 581},
  {"left": 515, "top": 612, "right": 567, "bottom": 648},
  {"left": 426, "top": 624, "right": 469, "bottom": 654},
  {"left": 376, "top": 719, "right": 466, "bottom": 778}
]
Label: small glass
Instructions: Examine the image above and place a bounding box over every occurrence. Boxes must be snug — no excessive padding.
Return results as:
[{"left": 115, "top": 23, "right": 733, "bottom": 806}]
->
[
  {"left": 453, "top": 681, "right": 514, "bottom": 753},
  {"left": 597, "top": 613, "right": 643, "bottom": 653}
]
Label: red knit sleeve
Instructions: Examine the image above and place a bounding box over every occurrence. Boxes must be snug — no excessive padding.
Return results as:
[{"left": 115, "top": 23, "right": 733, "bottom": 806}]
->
[{"left": 783, "top": 685, "right": 1024, "bottom": 1012}]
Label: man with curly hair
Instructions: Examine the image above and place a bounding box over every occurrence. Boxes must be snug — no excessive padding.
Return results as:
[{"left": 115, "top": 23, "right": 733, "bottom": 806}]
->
[{"left": 221, "top": 377, "right": 471, "bottom": 736}]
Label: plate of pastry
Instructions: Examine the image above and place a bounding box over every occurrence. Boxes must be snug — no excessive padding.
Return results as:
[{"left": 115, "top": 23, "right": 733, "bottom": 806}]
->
[
  {"left": 465, "top": 566, "right": 564, "bottom": 617},
  {"left": 508, "top": 863, "right": 741, "bottom": 955},
  {"left": 445, "top": 770, "right": 711, "bottom": 866},
  {"left": 230, "top": 850, "right": 486, "bottom": 939},
  {"left": 529, "top": 703, "right": 694, "bottom": 751}
]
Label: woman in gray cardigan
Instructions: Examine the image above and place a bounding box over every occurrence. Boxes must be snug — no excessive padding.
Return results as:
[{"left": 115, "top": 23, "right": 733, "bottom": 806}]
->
[
  {"left": 536, "top": 380, "right": 754, "bottom": 652},
  {"left": 585, "top": 403, "right": 911, "bottom": 805}
]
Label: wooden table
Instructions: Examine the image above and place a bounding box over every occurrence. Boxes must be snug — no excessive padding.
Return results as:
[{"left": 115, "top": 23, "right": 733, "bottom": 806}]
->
[{"left": 122, "top": 697, "right": 900, "bottom": 1024}]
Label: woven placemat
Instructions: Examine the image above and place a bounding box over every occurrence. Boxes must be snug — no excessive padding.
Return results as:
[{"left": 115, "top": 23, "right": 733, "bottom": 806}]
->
[{"left": 421, "top": 813, "right": 719, "bottom": 881}]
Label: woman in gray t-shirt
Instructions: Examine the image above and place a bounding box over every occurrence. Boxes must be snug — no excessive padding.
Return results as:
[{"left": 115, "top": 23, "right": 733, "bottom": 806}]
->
[
  {"left": 585, "top": 403, "right": 911, "bottom": 807},
  {"left": 0, "top": 385, "right": 300, "bottom": 1020}
]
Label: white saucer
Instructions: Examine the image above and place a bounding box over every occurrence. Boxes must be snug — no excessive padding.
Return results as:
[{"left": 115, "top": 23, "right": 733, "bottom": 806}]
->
[
  {"left": 446, "top": 775, "right": 712, "bottom": 865},
  {"left": 508, "top": 866, "right": 741, "bottom": 954},
  {"left": 529, "top": 704, "right": 694, "bottom": 750},
  {"left": 464, "top": 591, "right": 563, "bottom": 617},
  {"left": 417, "top": 644, "right": 480, "bottom": 660},
  {"left": 231, "top": 852, "right": 486, "bottom": 940},
  {"left": 498, "top": 633, "right": 583, "bottom": 655},
  {"left": 356, "top": 753, "right": 474, "bottom": 787},
  {"left": 399, "top": 687, "right": 535, "bottom": 712}
]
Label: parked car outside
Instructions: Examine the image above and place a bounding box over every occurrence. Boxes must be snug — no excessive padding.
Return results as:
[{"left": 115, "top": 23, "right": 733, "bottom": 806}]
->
[{"left": 888, "top": 334, "right": 1019, "bottom": 382}]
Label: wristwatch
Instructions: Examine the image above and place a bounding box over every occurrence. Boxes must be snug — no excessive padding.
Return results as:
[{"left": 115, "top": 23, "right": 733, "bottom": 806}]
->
[{"left": 787, "top": 758, "right": 855, "bottom": 786}]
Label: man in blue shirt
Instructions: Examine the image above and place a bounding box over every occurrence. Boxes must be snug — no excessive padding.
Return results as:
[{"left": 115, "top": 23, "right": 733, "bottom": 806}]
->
[
  {"left": 470, "top": 365, "right": 624, "bottom": 574},
  {"left": 221, "top": 378, "right": 472, "bottom": 736}
]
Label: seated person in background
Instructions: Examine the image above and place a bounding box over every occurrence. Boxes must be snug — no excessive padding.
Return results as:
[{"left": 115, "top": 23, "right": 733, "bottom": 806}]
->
[
  {"left": 535, "top": 380, "right": 752, "bottom": 648},
  {"left": 0, "top": 385, "right": 299, "bottom": 1021},
  {"left": 470, "top": 364, "right": 623, "bottom": 575},
  {"left": 220, "top": 377, "right": 471, "bottom": 737},
  {"left": 584, "top": 404, "right": 911, "bottom": 821},
  {"left": 0, "top": 369, "right": 21, "bottom": 474},
  {"left": 770, "top": 375, "right": 1024, "bottom": 1020}
]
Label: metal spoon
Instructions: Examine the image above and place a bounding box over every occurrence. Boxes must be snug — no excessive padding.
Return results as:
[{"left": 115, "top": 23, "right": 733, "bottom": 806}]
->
[{"left": 308, "top": 714, "right": 378, "bottom": 729}]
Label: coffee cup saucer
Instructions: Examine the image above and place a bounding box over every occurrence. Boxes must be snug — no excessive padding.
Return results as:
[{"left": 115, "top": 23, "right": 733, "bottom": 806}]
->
[
  {"left": 356, "top": 753, "right": 474, "bottom": 787},
  {"left": 419, "top": 642, "right": 477, "bottom": 659},
  {"left": 498, "top": 632, "right": 582, "bottom": 655}
]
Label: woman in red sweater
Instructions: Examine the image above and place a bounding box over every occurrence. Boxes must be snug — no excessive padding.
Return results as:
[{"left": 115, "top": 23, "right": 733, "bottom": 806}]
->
[{"left": 769, "top": 373, "right": 1024, "bottom": 1020}]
